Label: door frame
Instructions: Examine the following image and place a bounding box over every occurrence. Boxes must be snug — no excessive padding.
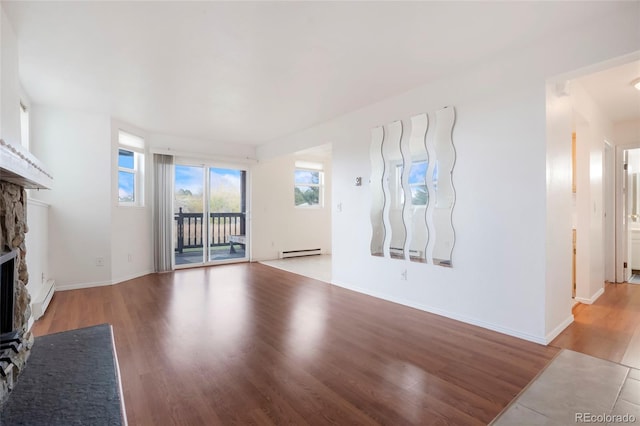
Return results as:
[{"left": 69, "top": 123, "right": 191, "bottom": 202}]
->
[
  {"left": 173, "top": 157, "right": 252, "bottom": 268},
  {"left": 616, "top": 143, "right": 640, "bottom": 282}
]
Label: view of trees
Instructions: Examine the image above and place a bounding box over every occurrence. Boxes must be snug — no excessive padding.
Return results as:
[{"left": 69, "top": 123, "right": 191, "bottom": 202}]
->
[
  {"left": 175, "top": 167, "right": 242, "bottom": 213},
  {"left": 294, "top": 169, "right": 322, "bottom": 206},
  {"left": 294, "top": 186, "right": 320, "bottom": 206}
]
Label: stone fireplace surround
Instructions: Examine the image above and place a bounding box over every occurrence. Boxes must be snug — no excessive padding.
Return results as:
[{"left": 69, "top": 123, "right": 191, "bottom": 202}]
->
[
  {"left": 0, "top": 139, "right": 52, "bottom": 404},
  {"left": 0, "top": 181, "right": 32, "bottom": 402}
]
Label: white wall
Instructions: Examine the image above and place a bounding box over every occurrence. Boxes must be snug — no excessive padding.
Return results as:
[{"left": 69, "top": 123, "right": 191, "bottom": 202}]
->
[
  {"left": 570, "top": 81, "right": 612, "bottom": 303},
  {"left": 149, "top": 133, "right": 255, "bottom": 160},
  {"left": 26, "top": 108, "right": 258, "bottom": 288},
  {"left": 256, "top": 8, "right": 640, "bottom": 343},
  {"left": 614, "top": 119, "right": 640, "bottom": 146},
  {"left": 251, "top": 153, "right": 332, "bottom": 261},
  {"left": 111, "top": 120, "right": 153, "bottom": 284},
  {"left": 30, "top": 106, "right": 112, "bottom": 289},
  {"left": 545, "top": 82, "right": 574, "bottom": 340},
  {"left": 0, "top": 6, "right": 20, "bottom": 147}
]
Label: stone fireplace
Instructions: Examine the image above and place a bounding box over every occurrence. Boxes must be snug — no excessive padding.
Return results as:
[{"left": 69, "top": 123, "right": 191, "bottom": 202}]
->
[
  {"left": 0, "top": 182, "right": 32, "bottom": 401},
  {"left": 0, "top": 139, "right": 52, "bottom": 403}
]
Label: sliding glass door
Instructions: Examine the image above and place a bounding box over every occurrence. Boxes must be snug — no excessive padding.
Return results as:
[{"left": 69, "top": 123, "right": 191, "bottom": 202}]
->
[
  {"left": 207, "top": 167, "right": 247, "bottom": 262},
  {"left": 173, "top": 163, "right": 248, "bottom": 267}
]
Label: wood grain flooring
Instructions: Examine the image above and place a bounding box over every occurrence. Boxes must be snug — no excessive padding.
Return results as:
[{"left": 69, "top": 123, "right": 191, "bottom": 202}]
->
[
  {"left": 551, "top": 282, "right": 640, "bottom": 368},
  {"left": 33, "top": 263, "right": 558, "bottom": 425}
]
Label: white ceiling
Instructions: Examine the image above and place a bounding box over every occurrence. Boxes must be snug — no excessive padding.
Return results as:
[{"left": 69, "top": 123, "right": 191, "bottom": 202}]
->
[
  {"left": 1, "top": 1, "right": 628, "bottom": 146},
  {"left": 576, "top": 60, "right": 640, "bottom": 124}
]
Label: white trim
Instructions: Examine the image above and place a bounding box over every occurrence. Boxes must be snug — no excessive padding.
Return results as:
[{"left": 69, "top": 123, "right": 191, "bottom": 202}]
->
[
  {"left": 574, "top": 287, "right": 605, "bottom": 305},
  {"left": 118, "top": 130, "right": 145, "bottom": 152},
  {"left": 330, "top": 279, "right": 548, "bottom": 344},
  {"left": 56, "top": 280, "right": 113, "bottom": 291},
  {"left": 111, "top": 270, "right": 154, "bottom": 285},
  {"left": 545, "top": 314, "right": 574, "bottom": 344},
  {"left": 150, "top": 147, "right": 257, "bottom": 166},
  {"left": 56, "top": 270, "right": 155, "bottom": 290},
  {"left": 26, "top": 197, "right": 50, "bottom": 208}
]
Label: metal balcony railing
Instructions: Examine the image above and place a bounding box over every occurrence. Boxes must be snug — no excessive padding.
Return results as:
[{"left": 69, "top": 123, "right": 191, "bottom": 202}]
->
[{"left": 174, "top": 207, "right": 245, "bottom": 253}]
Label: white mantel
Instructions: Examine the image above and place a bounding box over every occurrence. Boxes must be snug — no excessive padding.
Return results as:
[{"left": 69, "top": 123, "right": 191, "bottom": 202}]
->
[{"left": 0, "top": 139, "right": 52, "bottom": 189}]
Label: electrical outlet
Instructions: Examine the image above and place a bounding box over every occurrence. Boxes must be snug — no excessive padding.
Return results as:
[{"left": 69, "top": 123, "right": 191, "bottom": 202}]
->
[
  {"left": 401, "top": 270, "right": 408, "bottom": 281},
  {"left": 127, "top": 254, "right": 133, "bottom": 263},
  {"left": 95, "top": 257, "right": 104, "bottom": 267},
  {"left": 41, "top": 272, "right": 45, "bottom": 283}
]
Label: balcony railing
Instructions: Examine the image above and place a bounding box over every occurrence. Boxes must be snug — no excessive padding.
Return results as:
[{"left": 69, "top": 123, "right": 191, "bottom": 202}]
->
[{"left": 174, "top": 207, "right": 245, "bottom": 253}]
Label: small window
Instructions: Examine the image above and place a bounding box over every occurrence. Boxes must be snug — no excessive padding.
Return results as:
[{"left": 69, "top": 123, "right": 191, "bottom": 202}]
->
[
  {"left": 118, "top": 130, "right": 145, "bottom": 206},
  {"left": 294, "top": 162, "right": 323, "bottom": 207}
]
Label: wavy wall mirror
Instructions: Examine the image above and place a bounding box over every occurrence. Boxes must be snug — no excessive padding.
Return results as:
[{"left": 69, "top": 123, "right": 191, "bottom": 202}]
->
[
  {"left": 370, "top": 127, "right": 385, "bottom": 257},
  {"left": 407, "top": 114, "right": 429, "bottom": 262},
  {"left": 384, "top": 121, "right": 406, "bottom": 259},
  {"left": 369, "top": 107, "right": 455, "bottom": 267},
  {"left": 430, "top": 106, "right": 456, "bottom": 266}
]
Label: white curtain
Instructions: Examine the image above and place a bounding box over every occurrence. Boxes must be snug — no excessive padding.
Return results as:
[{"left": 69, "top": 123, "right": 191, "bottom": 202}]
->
[{"left": 153, "top": 153, "right": 174, "bottom": 272}]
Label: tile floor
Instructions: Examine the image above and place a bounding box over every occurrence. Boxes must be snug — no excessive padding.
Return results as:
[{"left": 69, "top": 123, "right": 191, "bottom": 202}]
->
[{"left": 492, "top": 350, "right": 640, "bottom": 425}]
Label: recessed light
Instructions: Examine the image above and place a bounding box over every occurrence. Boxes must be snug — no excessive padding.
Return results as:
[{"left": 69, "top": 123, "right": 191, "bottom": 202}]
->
[{"left": 633, "top": 78, "right": 640, "bottom": 91}]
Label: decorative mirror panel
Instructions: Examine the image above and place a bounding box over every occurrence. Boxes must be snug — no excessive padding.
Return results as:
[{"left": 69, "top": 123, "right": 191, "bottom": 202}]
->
[
  {"left": 369, "top": 106, "right": 456, "bottom": 267},
  {"left": 407, "top": 114, "right": 429, "bottom": 263},
  {"left": 383, "top": 121, "right": 406, "bottom": 259},
  {"left": 370, "top": 126, "right": 385, "bottom": 257},
  {"left": 431, "top": 106, "right": 456, "bottom": 267}
]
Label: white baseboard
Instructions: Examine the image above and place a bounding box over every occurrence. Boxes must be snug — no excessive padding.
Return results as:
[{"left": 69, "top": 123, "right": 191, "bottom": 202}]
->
[
  {"left": 111, "top": 270, "right": 153, "bottom": 285},
  {"left": 56, "top": 279, "right": 113, "bottom": 291},
  {"left": 574, "top": 287, "right": 605, "bottom": 305},
  {"left": 545, "top": 314, "right": 574, "bottom": 344},
  {"left": 56, "top": 270, "right": 154, "bottom": 291},
  {"left": 330, "top": 279, "right": 548, "bottom": 345}
]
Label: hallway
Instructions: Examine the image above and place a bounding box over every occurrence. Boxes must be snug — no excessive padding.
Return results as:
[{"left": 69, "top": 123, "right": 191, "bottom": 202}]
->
[{"left": 551, "top": 282, "right": 640, "bottom": 369}]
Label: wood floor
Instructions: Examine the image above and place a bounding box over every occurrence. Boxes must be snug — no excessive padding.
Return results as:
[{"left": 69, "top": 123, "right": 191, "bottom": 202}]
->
[
  {"left": 33, "top": 263, "right": 558, "bottom": 425},
  {"left": 551, "top": 282, "right": 640, "bottom": 368}
]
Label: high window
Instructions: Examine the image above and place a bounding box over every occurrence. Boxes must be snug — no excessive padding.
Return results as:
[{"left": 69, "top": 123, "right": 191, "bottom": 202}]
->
[
  {"left": 118, "top": 130, "right": 145, "bottom": 206},
  {"left": 294, "top": 161, "right": 324, "bottom": 207}
]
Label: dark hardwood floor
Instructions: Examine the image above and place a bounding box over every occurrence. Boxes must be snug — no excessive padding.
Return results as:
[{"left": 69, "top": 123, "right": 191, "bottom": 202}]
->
[
  {"left": 33, "top": 263, "right": 558, "bottom": 425},
  {"left": 551, "top": 282, "right": 640, "bottom": 367}
]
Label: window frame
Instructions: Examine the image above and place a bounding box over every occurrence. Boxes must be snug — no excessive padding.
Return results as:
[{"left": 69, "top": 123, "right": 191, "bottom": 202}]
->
[
  {"left": 294, "top": 165, "right": 324, "bottom": 208},
  {"left": 117, "top": 130, "right": 145, "bottom": 207}
]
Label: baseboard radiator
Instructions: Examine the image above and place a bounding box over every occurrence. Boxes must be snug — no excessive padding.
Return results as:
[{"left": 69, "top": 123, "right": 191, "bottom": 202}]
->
[
  {"left": 32, "top": 279, "right": 55, "bottom": 320},
  {"left": 279, "top": 248, "right": 322, "bottom": 259}
]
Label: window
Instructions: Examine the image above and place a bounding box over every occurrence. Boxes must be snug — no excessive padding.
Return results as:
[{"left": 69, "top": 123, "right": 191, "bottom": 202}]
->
[
  {"left": 20, "top": 102, "right": 29, "bottom": 150},
  {"left": 396, "top": 160, "right": 428, "bottom": 207},
  {"left": 118, "top": 130, "right": 145, "bottom": 206},
  {"left": 294, "top": 161, "right": 324, "bottom": 207},
  {"left": 408, "top": 160, "right": 428, "bottom": 206}
]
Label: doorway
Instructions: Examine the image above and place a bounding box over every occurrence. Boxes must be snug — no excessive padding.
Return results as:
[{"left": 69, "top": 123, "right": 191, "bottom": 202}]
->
[
  {"left": 173, "top": 163, "right": 248, "bottom": 267},
  {"left": 624, "top": 148, "right": 640, "bottom": 283}
]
